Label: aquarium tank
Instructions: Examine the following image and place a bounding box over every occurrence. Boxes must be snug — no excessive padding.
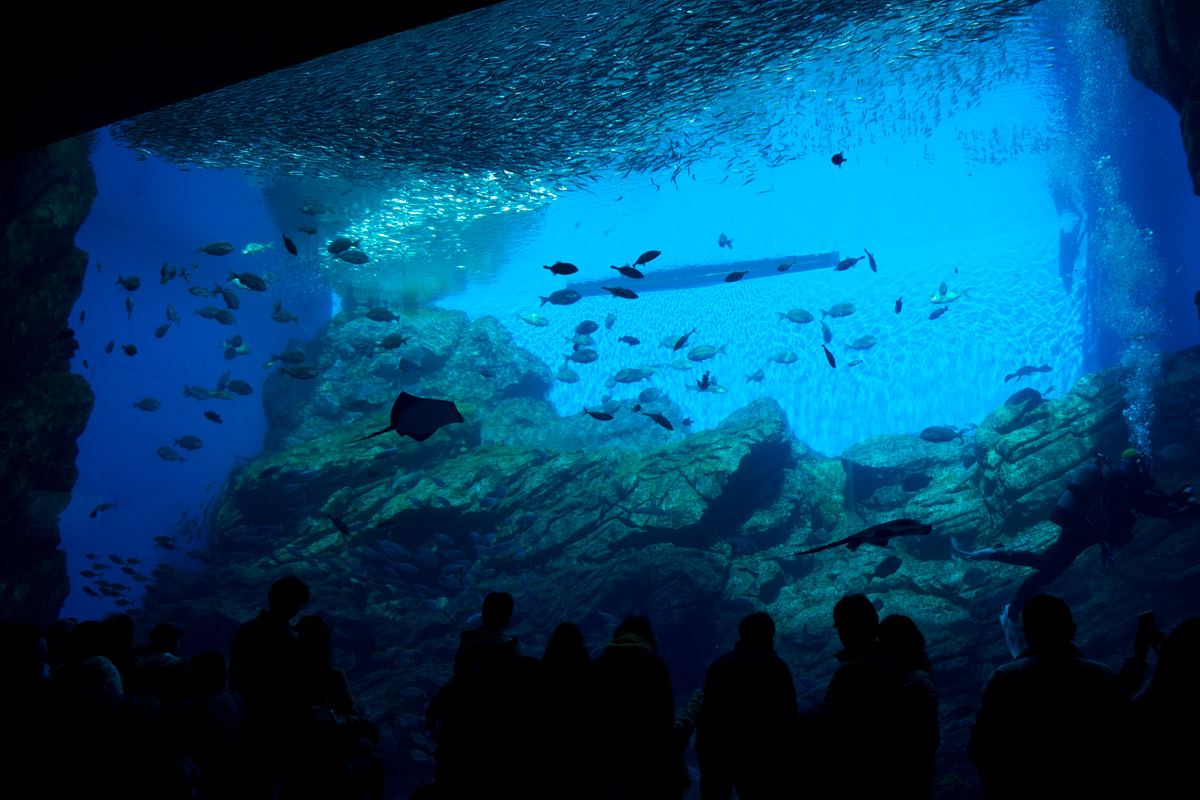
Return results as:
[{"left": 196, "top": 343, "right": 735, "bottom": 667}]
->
[{"left": 2, "top": 0, "right": 1199, "bottom": 797}]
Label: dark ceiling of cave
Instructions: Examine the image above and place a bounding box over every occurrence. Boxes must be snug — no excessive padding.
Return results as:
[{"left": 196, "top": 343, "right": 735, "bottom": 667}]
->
[{"left": 0, "top": 4, "right": 501, "bottom": 162}]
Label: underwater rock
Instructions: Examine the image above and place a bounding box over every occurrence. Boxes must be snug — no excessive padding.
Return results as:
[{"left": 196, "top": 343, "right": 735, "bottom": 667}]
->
[
  {"left": 0, "top": 137, "right": 96, "bottom": 626},
  {"left": 1115, "top": 0, "right": 1200, "bottom": 193},
  {"left": 974, "top": 368, "right": 1129, "bottom": 536}
]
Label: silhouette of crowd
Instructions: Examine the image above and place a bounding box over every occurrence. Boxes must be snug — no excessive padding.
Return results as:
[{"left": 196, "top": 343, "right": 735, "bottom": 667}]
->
[{"left": 3, "top": 576, "right": 1198, "bottom": 800}]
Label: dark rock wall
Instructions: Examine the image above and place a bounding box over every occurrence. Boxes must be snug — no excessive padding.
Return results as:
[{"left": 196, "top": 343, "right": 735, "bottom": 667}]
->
[
  {"left": 1115, "top": 0, "right": 1200, "bottom": 193},
  {"left": 0, "top": 137, "right": 97, "bottom": 627}
]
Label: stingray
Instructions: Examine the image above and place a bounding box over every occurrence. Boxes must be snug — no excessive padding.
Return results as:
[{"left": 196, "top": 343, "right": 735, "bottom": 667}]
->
[
  {"left": 787, "top": 518, "right": 932, "bottom": 556},
  {"left": 349, "top": 392, "right": 464, "bottom": 443}
]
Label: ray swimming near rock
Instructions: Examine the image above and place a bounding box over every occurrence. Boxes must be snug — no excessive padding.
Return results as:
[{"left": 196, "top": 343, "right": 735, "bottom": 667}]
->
[
  {"left": 787, "top": 518, "right": 932, "bottom": 555},
  {"left": 348, "top": 392, "right": 464, "bottom": 443}
]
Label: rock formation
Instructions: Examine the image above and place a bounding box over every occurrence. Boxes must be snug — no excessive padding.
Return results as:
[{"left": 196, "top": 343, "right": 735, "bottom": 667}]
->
[
  {"left": 1115, "top": 0, "right": 1200, "bottom": 193},
  {"left": 0, "top": 137, "right": 96, "bottom": 627},
  {"left": 132, "top": 299, "right": 1200, "bottom": 795}
]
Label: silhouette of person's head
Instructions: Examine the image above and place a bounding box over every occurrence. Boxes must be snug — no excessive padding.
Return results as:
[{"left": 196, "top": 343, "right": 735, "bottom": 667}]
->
[
  {"left": 44, "top": 617, "right": 77, "bottom": 667},
  {"left": 66, "top": 620, "right": 106, "bottom": 663},
  {"left": 267, "top": 576, "right": 311, "bottom": 621},
  {"left": 0, "top": 621, "right": 48, "bottom": 687},
  {"left": 879, "top": 614, "right": 932, "bottom": 674},
  {"left": 101, "top": 613, "right": 135, "bottom": 655},
  {"left": 1021, "top": 594, "right": 1075, "bottom": 648},
  {"left": 149, "top": 623, "right": 181, "bottom": 655},
  {"left": 481, "top": 592, "right": 514, "bottom": 631},
  {"left": 188, "top": 650, "right": 227, "bottom": 695},
  {"left": 1153, "top": 617, "right": 1200, "bottom": 691},
  {"left": 833, "top": 594, "right": 878, "bottom": 650},
  {"left": 615, "top": 615, "right": 657, "bottom": 652},
  {"left": 738, "top": 611, "right": 776, "bottom": 648},
  {"left": 543, "top": 621, "right": 588, "bottom": 669}
]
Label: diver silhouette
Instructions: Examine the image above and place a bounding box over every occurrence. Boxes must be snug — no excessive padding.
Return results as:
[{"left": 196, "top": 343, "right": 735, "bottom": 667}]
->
[{"left": 952, "top": 449, "right": 1199, "bottom": 658}]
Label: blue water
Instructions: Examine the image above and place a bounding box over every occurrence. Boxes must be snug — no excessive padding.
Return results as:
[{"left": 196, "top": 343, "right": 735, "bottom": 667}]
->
[{"left": 52, "top": 0, "right": 1200, "bottom": 748}]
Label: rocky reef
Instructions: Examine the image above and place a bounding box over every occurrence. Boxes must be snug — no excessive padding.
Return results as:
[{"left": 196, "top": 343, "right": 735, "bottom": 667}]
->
[
  {"left": 135, "top": 304, "right": 1200, "bottom": 797},
  {"left": 1114, "top": 0, "right": 1200, "bottom": 193},
  {"left": 0, "top": 138, "right": 96, "bottom": 628}
]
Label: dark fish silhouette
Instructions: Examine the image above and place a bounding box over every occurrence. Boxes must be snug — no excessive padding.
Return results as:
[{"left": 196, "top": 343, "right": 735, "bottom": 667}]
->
[
  {"left": 864, "top": 249, "right": 877, "bottom": 273},
  {"left": 919, "top": 426, "right": 962, "bottom": 443},
  {"left": 633, "top": 250, "right": 661, "bottom": 266},
  {"left": 643, "top": 412, "right": 673, "bottom": 430},
  {"left": 602, "top": 286, "right": 639, "bottom": 299},
  {"left": 718, "top": 233, "right": 734, "bottom": 249},
  {"left": 788, "top": 518, "right": 931, "bottom": 555},
  {"left": 349, "top": 392, "right": 465, "bottom": 443},
  {"left": 204, "top": 411, "right": 222, "bottom": 424},
  {"left": 583, "top": 407, "right": 614, "bottom": 421},
  {"left": 543, "top": 261, "right": 578, "bottom": 276},
  {"left": 540, "top": 289, "right": 582, "bottom": 306},
  {"left": 823, "top": 344, "right": 836, "bottom": 368},
  {"left": 612, "top": 265, "right": 644, "bottom": 279},
  {"left": 777, "top": 261, "right": 794, "bottom": 272},
  {"left": 725, "top": 270, "right": 748, "bottom": 282},
  {"left": 282, "top": 233, "right": 298, "bottom": 255},
  {"left": 834, "top": 256, "right": 864, "bottom": 271},
  {"left": 618, "top": 336, "right": 640, "bottom": 346},
  {"left": 867, "top": 554, "right": 902, "bottom": 580},
  {"left": 1005, "top": 364, "right": 1051, "bottom": 383},
  {"left": 902, "top": 474, "right": 932, "bottom": 492},
  {"left": 895, "top": 297, "right": 902, "bottom": 314},
  {"left": 89, "top": 502, "right": 116, "bottom": 519},
  {"left": 105, "top": 341, "right": 114, "bottom": 354},
  {"left": 831, "top": 152, "right": 847, "bottom": 167},
  {"left": 929, "top": 307, "right": 947, "bottom": 320},
  {"left": 821, "top": 320, "right": 832, "bottom": 344},
  {"left": 673, "top": 327, "right": 697, "bottom": 352}
]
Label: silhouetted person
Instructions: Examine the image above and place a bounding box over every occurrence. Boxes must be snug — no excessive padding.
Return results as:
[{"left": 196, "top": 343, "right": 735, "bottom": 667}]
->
[
  {"left": 429, "top": 594, "right": 540, "bottom": 800},
  {"left": 280, "top": 613, "right": 374, "bottom": 800},
  {"left": 453, "top": 591, "right": 521, "bottom": 676},
  {"left": 132, "top": 622, "right": 188, "bottom": 702},
  {"left": 1130, "top": 618, "right": 1200, "bottom": 795},
  {"left": 0, "top": 622, "right": 50, "bottom": 779},
  {"left": 539, "top": 622, "right": 615, "bottom": 800},
  {"left": 166, "top": 650, "right": 247, "bottom": 799},
  {"left": 50, "top": 619, "right": 123, "bottom": 692},
  {"left": 803, "top": 594, "right": 901, "bottom": 799},
  {"left": 43, "top": 616, "right": 76, "bottom": 670},
  {"left": 229, "top": 575, "right": 311, "bottom": 798},
  {"left": 695, "top": 612, "right": 796, "bottom": 800},
  {"left": 101, "top": 611, "right": 139, "bottom": 688},
  {"left": 879, "top": 614, "right": 939, "bottom": 799},
  {"left": 954, "top": 450, "right": 1198, "bottom": 657},
  {"left": 969, "top": 594, "right": 1132, "bottom": 799},
  {"left": 589, "top": 615, "right": 686, "bottom": 800}
]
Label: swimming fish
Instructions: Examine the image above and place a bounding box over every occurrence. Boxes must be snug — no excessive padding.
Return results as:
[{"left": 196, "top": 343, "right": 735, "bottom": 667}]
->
[
  {"left": 895, "top": 297, "right": 902, "bottom": 314},
  {"left": 1004, "top": 364, "right": 1052, "bottom": 383},
  {"left": 583, "top": 407, "right": 614, "bottom": 421},
  {"left": 282, "top": 233, "right": 298, "bottom": 255},
  {"left": 602, "top": 286, "right": 639, "bottom": 299},
  {"left": 612, "top": 265, "right": 644, "bottom": 279},
  {"left": 632, "top": 250, "right": 661, "bottom": 266},
  {"left": 348, "top": 392, "right": 465, "bottom": 443},
  {"left": 718, "top": 233, "right": 734, "bottom": 249},
  {"left": 788, "top": 518, "right": 931, "bottom": 555},
  {"left": 823, "top": 344, "right": 836, "bottom": 368},
  {"left": 543, "top": 261, "right": 578, "bottom": 276},
  {"left": 831, "top": 152, "right": 847, "bottom": 167},
  {"left": 864, "top": 249, "right": 877, "bottom": 273},
  {"left": 725, "top": 270, "right": 748, "bottom": 282}
]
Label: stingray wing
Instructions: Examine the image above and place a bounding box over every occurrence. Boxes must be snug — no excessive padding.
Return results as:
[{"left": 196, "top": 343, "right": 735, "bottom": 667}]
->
[{"left": 392, "top": 392, "right": 465, "bottom": 441}]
